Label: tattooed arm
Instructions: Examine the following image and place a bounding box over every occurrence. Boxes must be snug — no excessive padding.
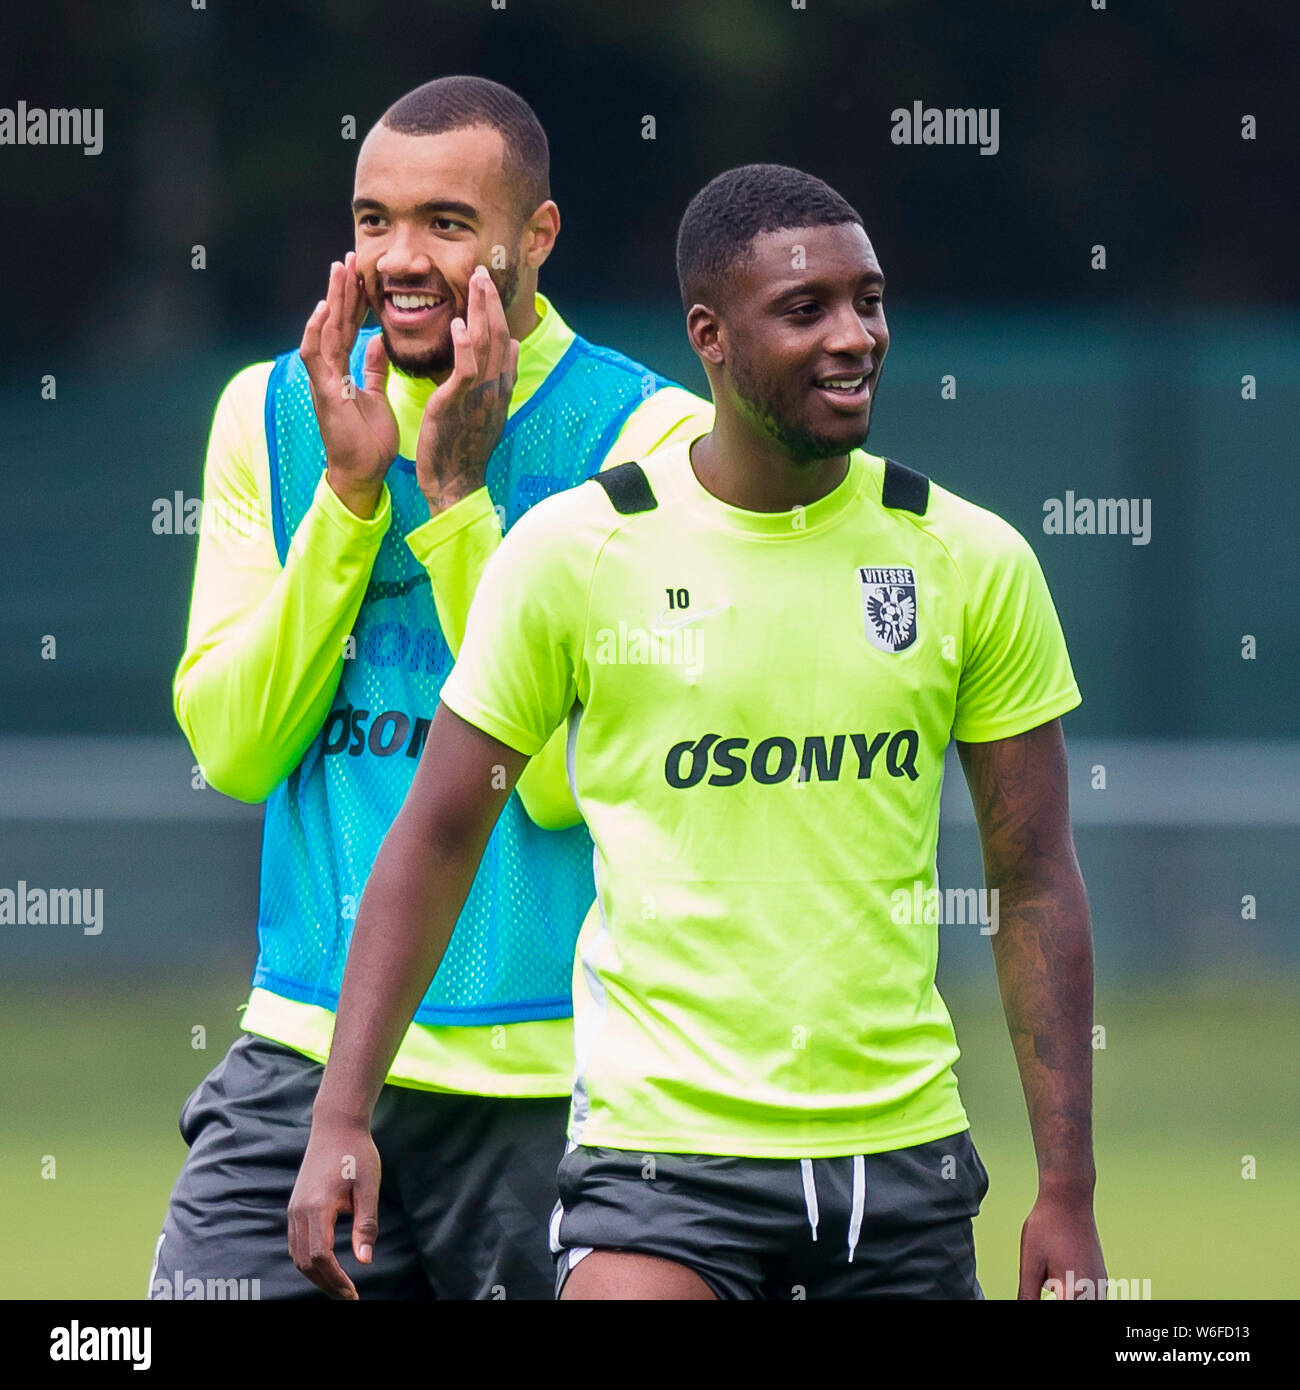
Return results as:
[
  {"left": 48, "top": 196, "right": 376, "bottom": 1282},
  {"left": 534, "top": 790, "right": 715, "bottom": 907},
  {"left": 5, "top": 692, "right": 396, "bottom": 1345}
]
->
[
  {"left": 956, "top": 717, "right": 1106, "bottom": 1300},
  {"left": 415, "top": 264, "right": 519, "bottom": 517},
  {"left": 408, "top": 264, "right": 581, "bottom": 832}
]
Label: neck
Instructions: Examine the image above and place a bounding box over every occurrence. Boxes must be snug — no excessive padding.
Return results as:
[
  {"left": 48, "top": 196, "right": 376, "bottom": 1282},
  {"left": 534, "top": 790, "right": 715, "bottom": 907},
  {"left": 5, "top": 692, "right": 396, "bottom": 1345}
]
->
[
  {"left": 690, "top": 404, "right": 850, "bottom": 513},
  {"left": 505, "top": 279, "right": 542, "bottom": 342}
]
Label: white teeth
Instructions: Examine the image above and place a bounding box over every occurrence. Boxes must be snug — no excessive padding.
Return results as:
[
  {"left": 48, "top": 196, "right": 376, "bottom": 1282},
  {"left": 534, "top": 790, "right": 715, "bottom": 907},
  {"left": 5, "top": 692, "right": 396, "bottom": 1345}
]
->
[
  {"left": 390, "top": 293, "right": 441, "bottom": 309},
  {"left": 820, "top": 376, "right": 865, "bottom": 390}
]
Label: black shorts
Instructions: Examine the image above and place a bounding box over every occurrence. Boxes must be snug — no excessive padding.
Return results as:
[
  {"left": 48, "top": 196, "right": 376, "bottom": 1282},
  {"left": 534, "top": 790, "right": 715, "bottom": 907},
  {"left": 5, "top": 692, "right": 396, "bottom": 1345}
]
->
[
  {"left": 551, "top": 1128, "right": 990, "bottom": 1300},
  {"left": 150, "top": 1033, "right": 569, "bottom": 1300}
]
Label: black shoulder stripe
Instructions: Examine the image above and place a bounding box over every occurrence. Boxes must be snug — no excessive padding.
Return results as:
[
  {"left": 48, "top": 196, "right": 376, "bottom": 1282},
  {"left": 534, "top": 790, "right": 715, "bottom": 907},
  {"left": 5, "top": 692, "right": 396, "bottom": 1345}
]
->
[
  {"left": 882, "top": 458, "right": 930, "bottom": 516},
  {"left": 593, "top": 460, "right": 658, "bottom": 515}
]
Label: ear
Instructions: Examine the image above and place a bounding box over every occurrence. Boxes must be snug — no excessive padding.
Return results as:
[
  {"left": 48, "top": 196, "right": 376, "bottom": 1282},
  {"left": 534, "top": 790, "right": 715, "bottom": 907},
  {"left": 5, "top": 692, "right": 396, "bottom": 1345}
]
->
[
  {"left": 686, "top": 302, "right": 724, "bottom": 367},
  {"left": 522, "top": 199, "right": 560, "bottom": 269}
]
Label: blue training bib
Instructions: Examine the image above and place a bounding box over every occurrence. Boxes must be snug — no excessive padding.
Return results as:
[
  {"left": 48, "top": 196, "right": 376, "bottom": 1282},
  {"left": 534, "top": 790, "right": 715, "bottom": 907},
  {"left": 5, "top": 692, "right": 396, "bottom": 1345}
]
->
[{"left": 253, "top": 326, "right": 668, "bottom": 1024}]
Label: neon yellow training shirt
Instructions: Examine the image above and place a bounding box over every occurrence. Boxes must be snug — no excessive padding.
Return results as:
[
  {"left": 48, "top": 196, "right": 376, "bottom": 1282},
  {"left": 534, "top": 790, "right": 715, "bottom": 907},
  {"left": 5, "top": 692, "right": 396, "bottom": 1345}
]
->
[
  {"left": 175, "top": 294, "right": 713, "bottom": 1095},
  {"left": 440, "top": 440, "right": 1081, "bottom": 1155}
]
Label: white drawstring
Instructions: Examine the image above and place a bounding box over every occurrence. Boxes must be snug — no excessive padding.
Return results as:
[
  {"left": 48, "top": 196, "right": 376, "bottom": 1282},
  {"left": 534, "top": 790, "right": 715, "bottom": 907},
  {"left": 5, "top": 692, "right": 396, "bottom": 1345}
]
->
[
  {"left": 799, "top": 1158, "right": 820, "bottom": 1241},
  {"left": 548, "top": 1140, "right": 579, "bottom": 1255},
  {"left": 847, "top": 1155, "right": 866, "bottom": 1263}
]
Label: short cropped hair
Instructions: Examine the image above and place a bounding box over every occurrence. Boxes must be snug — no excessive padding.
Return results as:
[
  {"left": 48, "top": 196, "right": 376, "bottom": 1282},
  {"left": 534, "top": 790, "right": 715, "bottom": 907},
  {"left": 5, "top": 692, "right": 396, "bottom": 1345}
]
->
[
  {"left": 676, "top": 163, "right": 862, "bottom": 307},
  {"left": 382, "top": 76, "right": 550, "bottom": 218}
]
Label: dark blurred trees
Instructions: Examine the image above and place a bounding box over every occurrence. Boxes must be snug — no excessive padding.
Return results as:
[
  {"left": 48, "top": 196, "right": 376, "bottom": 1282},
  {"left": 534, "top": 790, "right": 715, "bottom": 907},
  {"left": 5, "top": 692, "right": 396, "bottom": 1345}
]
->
[{"left": 0, "top": 0, "right": 1295, "bottom": 367}]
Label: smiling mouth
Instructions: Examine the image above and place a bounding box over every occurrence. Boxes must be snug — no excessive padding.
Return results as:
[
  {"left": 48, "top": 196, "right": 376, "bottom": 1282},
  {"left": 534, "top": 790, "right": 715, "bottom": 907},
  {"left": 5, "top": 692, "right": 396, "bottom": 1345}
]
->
[
  {"left": 388, "top": 291, "right": 445, "bottom": 310},
  {"left": 813, "top": 370, "right": 872, "bottom": 406},
  {"left": 382, "top": 291, "right": 450, "bottom": 326}
]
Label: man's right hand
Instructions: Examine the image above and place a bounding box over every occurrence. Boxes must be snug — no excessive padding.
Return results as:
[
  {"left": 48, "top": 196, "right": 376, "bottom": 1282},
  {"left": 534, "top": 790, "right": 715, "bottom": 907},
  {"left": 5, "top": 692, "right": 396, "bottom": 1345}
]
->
[
  {"left": 300, "top": 250, "right": 397, "bottom": 519},
  {"left": 287, "top": 1114, "right": 382, "bottom": 1300}
]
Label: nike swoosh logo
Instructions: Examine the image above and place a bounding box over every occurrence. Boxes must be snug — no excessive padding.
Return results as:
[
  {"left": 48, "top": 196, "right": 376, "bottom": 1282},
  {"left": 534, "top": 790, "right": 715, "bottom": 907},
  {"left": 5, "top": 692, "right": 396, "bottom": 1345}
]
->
[
  {"left": 362, "top": 571, "right": 431, "bottom": 605},
  {"left": 651, "top": 603, "right": 729, "bottom": 636}
]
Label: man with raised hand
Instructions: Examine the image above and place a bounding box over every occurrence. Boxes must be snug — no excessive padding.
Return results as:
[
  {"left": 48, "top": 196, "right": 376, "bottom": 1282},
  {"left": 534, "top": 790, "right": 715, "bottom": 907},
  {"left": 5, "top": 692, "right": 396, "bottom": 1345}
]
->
[
  {"left": 288, "top": 163, "right": 1104, "bottom": 1301},
  {"left": 152, "top": 75, "right": 709, "bottom": 1302}
]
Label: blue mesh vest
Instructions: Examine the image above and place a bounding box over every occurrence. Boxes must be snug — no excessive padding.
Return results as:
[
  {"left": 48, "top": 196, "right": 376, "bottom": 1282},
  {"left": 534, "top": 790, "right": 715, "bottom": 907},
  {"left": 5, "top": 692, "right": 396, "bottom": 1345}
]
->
[{"left": 255, "top": 326, "right": 669, "bottom": 1024}]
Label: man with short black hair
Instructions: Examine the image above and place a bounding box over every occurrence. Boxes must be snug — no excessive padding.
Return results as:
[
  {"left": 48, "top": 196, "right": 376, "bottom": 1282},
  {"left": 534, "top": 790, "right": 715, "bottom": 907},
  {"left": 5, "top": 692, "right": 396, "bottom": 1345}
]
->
[
  {"left": 289, "top": 162, "right": 1104, "bottom": 1301},
  {"left": 151, "top": 75, "right": 710, "bottom": 1301}
]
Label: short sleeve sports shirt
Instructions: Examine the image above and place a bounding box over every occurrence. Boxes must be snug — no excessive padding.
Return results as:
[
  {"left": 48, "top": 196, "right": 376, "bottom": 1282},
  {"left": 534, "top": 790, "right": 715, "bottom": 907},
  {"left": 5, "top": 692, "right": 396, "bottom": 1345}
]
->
[{"left": 440, "top": 441, "right": 1081, "bottom": 1157}]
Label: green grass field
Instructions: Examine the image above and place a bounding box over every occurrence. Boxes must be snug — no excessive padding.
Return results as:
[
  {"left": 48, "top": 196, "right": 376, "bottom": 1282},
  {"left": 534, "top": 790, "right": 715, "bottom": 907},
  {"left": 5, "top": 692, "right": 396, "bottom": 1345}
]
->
[{"left": 2, "top": 976, "right": 1295, "bottom": 1300}]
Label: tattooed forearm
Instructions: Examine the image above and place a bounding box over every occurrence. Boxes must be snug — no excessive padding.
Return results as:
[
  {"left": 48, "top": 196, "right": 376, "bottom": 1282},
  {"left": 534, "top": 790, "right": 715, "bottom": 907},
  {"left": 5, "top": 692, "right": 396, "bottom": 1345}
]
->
[
  {"left": 425, "top": 373, "right": 512, "bottom": 497},
  {"left": 958, "top": 720, "right": 1097, "bottom": 1196},
  {"left": 991, "top": 879, "right": 1095, "bottom": 1187}
]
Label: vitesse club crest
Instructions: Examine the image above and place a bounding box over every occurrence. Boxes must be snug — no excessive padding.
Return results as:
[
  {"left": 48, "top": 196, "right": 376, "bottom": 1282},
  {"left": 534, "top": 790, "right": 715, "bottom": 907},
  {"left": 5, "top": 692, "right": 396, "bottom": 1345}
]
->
[{"left": 858, "top": 566, "right": 918, "bottom": 652}]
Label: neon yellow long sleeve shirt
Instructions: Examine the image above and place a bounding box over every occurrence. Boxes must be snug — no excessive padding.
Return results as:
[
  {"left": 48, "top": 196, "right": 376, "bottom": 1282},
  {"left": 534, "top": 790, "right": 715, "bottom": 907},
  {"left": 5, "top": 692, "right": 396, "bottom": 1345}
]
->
[{"left": 175, "top": 294, "right": 712, "bottom": 1093}]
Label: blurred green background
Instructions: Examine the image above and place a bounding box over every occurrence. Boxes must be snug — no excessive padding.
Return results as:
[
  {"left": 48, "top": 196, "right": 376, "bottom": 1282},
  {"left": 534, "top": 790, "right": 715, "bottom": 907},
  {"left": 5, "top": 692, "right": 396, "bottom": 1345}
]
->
[
  {"left": 7, "top": 977, "right": 1296, "bottom": 1299},
  {"left": 1, "top": 0, "right": 1297, "bottom": 1300}
]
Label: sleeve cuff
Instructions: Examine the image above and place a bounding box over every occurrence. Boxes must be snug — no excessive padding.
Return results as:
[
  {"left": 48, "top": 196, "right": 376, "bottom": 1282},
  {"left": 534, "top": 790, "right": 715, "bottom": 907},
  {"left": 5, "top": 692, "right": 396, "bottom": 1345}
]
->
[
  {"left": 439, "top": 684, "right": 545, "bottom": 758},
  {"left": 405, "top": 487, "right": 500, "bottom": 566},
  {"left": 951, "top": 685, "right": 1082, "bottom": 744},
  {"left": 302, "top": 472, "right": 393, "bottom": 552}
]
